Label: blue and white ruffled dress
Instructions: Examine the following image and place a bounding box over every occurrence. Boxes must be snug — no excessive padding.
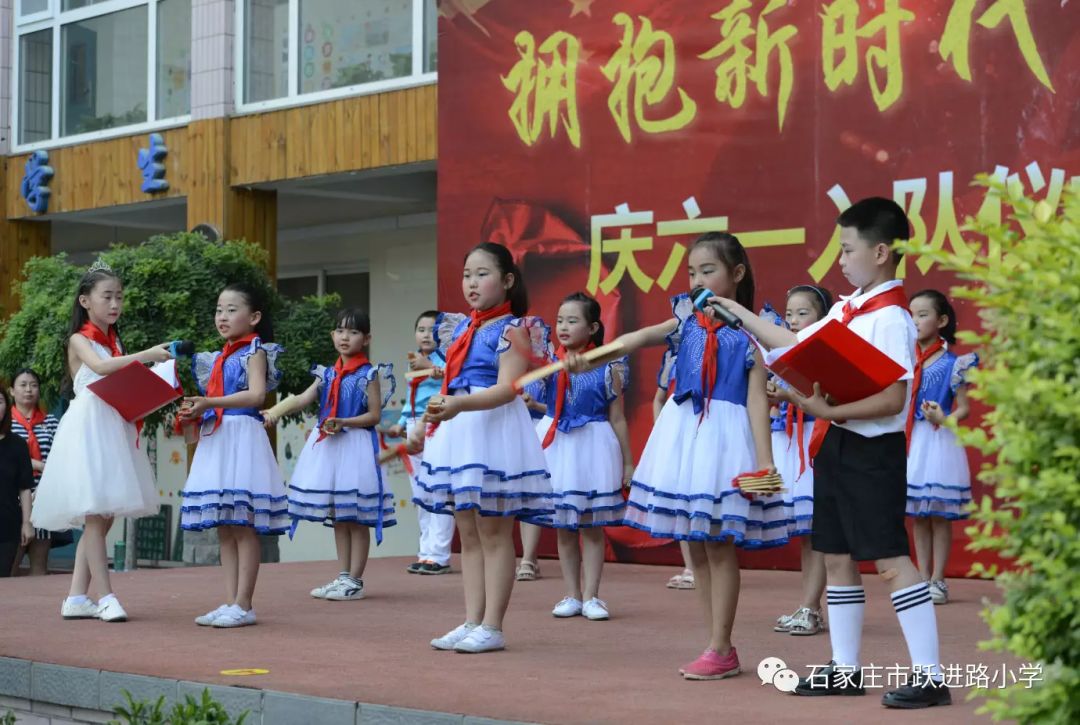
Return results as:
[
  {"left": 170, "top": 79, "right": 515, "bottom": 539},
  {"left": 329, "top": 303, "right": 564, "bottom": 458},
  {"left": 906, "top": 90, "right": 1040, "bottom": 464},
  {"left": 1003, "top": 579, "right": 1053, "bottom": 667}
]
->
[
  {"left": 906, "top": 351, "right": 978, "bottom": 520},
  {"left": 626, "top": 294, "right": 777, "bottom": 546},
  {"left": 528, "top": 356, "right": 629, "bottom": 530},
  {"left": 412, "top": 313, "right": 553, "bottom": 518},
  {"left": 287, "top": 363, "right": 397, "bottom": 537},
  {"left": 180, "top": 337, "right": 289, "bottom": 534}
]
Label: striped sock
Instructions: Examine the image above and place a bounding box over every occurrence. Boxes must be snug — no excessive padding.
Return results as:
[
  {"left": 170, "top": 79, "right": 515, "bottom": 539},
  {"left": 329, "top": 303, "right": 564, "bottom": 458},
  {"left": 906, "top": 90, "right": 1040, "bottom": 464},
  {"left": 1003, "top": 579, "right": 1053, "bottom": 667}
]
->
[
  {"left": 826, "top": 585, "right": 865, "bottom": 668},
  {"left": 891, "top": 582, "right": 942, "bottom": 679}
]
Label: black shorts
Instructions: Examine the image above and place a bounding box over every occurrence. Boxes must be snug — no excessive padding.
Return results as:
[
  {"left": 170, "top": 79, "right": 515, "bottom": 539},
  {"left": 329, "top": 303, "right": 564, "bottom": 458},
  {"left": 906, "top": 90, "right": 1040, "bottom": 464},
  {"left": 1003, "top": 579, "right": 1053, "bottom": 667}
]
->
[{"left": 811, "top": 426, "right": 910, "bottom": 562}]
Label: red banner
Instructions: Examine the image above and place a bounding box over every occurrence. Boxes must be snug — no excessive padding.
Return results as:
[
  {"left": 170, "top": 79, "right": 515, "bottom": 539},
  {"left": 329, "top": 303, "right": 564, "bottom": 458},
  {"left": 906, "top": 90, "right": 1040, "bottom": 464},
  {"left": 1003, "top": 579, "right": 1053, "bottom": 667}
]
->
[{"left": 437, "top": 0, "right": 1079, "bottom": 576}]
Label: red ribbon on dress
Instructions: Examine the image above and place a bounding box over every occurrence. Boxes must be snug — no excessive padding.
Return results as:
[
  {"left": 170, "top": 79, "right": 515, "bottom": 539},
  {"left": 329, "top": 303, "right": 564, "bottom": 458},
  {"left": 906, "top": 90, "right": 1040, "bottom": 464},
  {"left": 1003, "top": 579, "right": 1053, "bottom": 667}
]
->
[
  {"left": 204, "top": 333, "right": 258, "bottom": 435},
  {"left": 78, "top": 322, "right": 122, "bottom": 357},
  {"left": 316, "top": 355, "right": 370, "bottom": 443},
  {"left": 807, "top": 286, "right": 909, "bottom": 460},
  {"left": 12, "top": 406, "right": 46, "bottom": 469},
  {"left": 694, "top": 310, "right": 724, "bottom": 424},
  {"left": 905, "top": 337, "right": 945, "bottom": 453},
  {"left": 541, "top": 343, "right": 595, "bottom": 449},
  {"left": 784, "top": 404, "right": 808, "bottom": 480}
]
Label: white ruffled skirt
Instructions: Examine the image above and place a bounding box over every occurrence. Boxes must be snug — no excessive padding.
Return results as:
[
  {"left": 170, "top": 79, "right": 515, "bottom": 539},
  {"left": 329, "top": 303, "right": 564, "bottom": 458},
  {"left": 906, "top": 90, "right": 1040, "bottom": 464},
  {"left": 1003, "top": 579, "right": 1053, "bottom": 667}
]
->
[
  {"left": 288, "top": 426, "right": 395, "bottom": 528},
  {"left": 413, "top": 391, "right": 552, "bottom": 517},
  {"left": 528, "top": 417, "right": 625, "bottom": 529},
  {"left": 31, "top": 391, "right": 158, "bottom": 531},
  {"left": 627, "top": 397, "right": 775, "bottom": 546},
  {"left": 180, "top": 415, "right": 289, "bottom": 534},
  {"left": 772, "top": 427, "right": 815, "bottom": 538},
  {"left": 906, "top": 420, "right": 972, "bottom": 520}
]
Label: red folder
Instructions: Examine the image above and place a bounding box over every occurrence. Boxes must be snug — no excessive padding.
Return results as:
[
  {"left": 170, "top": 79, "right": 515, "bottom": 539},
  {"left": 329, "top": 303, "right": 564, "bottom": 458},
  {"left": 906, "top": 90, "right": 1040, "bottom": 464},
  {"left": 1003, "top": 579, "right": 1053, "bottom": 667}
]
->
[
  {"left": 87, "top": 361, "right": 182, "bottom": 422},
  {"left": 766, "top": 320, "right": 906, "bottom": 404}
]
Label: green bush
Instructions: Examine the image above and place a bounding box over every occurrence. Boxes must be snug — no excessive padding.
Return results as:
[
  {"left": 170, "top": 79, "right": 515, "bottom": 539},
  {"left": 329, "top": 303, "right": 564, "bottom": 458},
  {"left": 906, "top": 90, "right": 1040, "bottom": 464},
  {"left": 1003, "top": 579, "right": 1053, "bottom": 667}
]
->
[
  {"left": 901, "top": 181, "right": 1080, "bottom": 723},
  {"left": 111, "top": 688, "right": 247, "bottom": 725},
  {"left": 0, "top": 233, "right": 337, "bottom": 429}
]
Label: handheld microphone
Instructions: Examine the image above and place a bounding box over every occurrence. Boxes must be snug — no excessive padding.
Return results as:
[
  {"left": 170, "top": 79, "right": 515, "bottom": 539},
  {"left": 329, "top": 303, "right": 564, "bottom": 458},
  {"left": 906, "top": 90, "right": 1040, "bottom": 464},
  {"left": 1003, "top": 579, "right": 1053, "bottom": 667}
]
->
[
  {"left": 690, "top": 288, "right": 743, "bottom": 329},
  {"left": 170, "top": 340, "right": 196, "bottom": 358}
]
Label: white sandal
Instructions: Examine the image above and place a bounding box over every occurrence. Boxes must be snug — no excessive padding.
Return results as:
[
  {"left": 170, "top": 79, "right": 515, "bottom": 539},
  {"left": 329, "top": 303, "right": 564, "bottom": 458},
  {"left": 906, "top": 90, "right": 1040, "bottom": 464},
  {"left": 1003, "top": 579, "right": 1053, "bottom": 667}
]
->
[
  {"left": 515, "top": 560, "right": 540, "bottom": 581},
  {"left": 666, "top": 569, "right": 695, "bottom": 590}
]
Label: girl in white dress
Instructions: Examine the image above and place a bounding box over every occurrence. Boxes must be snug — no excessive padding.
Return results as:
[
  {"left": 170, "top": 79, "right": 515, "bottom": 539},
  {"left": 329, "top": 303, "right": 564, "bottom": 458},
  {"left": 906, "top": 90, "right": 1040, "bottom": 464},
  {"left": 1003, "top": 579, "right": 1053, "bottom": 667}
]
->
[
  {"left": 411, "top": 242, "right": 552, "bottom": 653},
  {"left": 180, "top": 283, "right": 286, "bottom": 628},
  {"left": 31, "top": 263, "right": 171, "bottom": 622},
  {"left": 263, "top": 308, "right": 395, "bottom": 601}
]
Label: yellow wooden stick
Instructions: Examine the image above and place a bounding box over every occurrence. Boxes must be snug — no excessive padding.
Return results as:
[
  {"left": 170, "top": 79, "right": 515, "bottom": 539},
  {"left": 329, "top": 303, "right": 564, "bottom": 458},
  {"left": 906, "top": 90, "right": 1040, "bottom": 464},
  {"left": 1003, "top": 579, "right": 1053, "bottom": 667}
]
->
[{"left": 512, "top": 341, "right": 625, "bottom": 391}]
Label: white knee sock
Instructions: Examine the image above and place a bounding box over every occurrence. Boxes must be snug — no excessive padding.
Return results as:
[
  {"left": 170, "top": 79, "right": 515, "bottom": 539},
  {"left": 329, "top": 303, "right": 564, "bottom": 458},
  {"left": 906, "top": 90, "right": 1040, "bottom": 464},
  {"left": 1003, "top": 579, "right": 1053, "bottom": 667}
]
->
[
  {"left": 826, "top": 585, "right": 865, "bottom": 668},
  {"left": 891, "top": 582, "right": 942, "bottom": 679}
]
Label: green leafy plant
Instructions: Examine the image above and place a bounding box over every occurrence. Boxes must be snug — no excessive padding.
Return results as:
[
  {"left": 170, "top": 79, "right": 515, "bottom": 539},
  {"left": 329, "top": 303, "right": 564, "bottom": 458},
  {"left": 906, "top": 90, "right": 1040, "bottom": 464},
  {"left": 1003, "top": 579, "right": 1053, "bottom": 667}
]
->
[
  {"left": 0, "top": 233, "right": 337, "bottom": 429},
  {"left": 2, "top": 709, "right": 16, "bottom": 725},
  {"left": 111, "top": 688, "right": 248, "bottom": 725},
  {"left": 901, "top": 181, "right": 1080, "bottom": 723}
]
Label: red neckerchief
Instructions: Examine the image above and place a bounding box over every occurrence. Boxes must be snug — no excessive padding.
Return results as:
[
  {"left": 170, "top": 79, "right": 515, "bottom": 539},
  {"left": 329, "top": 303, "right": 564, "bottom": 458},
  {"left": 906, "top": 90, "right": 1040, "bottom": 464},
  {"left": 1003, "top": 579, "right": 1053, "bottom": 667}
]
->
[
  {"left": 205, "top": 333, "right": 258, "bottom": 434},
  {"left": 542, "top": 343, "right": 595, "bottom": 449},
  {"left": 428, "top": 302, "right": 512, "bottom": 437},
  {"left": 694, "top": 310, "right": 725, "bottom": 424},
  {"left": 807, "top": 285, "right": 909, "bottom": 459},
  {"left": 784, "top": 404, "right": 808, "bottom": 479},
  {"left": 905, "top": 338, "right": 945, "bottom": 453},
  {"left": 79, "top": 322, "right": 121, "bottom": 357},
  {"left": 12, "top": 406, "right": 46, "bottom": 469},
  {"left": 407, "top": 351, "right": 437, "bottom": 418},
  {"left": 316, "top": 354, "right": 370, "bottom": 443}
]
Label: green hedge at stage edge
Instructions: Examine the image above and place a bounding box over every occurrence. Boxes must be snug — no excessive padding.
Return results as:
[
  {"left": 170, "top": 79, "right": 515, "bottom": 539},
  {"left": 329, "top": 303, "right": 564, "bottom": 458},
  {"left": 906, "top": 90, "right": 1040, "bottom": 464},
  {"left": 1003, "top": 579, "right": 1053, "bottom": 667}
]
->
[
  {"left": 0, "top": 233, "right": 338, "bottom": 430},
  {"left": 901, "top": 182, "right": 1080, "bottom": 723}
]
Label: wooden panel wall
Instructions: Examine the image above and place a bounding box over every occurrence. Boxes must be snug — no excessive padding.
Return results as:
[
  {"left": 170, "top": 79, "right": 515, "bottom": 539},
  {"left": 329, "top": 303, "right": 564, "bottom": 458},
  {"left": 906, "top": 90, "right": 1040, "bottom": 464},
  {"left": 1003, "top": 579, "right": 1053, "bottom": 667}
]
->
[
  {"left": 4, "top": 129, "right": 187, "bottom": 219},
  {"left": 229, "top": 84, "right": 438, "bottom": 185}
]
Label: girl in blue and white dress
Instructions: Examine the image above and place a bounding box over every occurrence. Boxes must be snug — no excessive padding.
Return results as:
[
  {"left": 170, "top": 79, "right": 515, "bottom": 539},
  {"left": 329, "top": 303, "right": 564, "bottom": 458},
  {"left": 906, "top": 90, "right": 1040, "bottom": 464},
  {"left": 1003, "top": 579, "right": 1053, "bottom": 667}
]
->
[
  {"left": 527, "top": 292, "right": 632, "bottom": 622},
  {"left": 411, "top": 242, "right": 552, "bottom": 654},
  {"left": 179, "top": 283, "right": 286, "bottom": 629},
  {"left": 262, "top": 308, "right": 395, "bottom": 602},
  {"left": 571, "top": 233, "right": 774, "bottom": 682},
  {"left": 764, "top": 286, "right": 831, "bottom": 637},
  {"left": 906, "top": 290, "right": 978, "bottom": 606}
]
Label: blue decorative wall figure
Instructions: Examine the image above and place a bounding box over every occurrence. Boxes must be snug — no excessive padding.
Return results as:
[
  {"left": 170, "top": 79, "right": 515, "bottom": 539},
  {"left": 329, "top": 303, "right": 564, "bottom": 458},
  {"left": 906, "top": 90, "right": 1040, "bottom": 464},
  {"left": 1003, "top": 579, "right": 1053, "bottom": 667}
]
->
[
  {"left": 138, "top": 133, "right": 169, "bottom": 193},
  {"left": 20, "top": 150, "right": 53, "bottom": 214}
]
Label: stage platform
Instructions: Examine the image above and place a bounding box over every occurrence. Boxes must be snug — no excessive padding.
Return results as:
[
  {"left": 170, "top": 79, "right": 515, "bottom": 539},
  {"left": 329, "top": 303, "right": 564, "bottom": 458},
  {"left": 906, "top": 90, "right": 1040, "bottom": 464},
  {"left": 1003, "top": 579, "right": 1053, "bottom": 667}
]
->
[{"left": 0, "top": 558, "right": 1013, "bottom": 724}]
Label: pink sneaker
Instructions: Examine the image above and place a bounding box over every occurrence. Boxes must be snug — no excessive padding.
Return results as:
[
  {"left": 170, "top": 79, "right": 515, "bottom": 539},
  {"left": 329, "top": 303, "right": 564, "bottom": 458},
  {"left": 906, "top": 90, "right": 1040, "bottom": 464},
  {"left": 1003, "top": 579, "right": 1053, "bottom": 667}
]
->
[{"left": 681, "top": 647, "right": 741, "bottom": 680}]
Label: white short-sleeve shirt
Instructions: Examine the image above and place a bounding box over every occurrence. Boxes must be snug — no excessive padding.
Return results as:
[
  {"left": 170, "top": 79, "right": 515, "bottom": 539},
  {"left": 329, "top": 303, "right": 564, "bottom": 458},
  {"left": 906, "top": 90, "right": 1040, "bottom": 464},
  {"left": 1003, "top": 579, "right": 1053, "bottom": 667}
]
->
[{"left": 796, "top": 279, "right": 916, "bottom": 437}]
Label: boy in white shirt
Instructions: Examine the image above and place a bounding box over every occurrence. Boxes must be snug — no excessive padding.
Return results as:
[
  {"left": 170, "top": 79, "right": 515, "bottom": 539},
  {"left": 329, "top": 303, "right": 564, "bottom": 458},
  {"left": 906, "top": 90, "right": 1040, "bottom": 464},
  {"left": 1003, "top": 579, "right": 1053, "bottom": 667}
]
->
[{"left": 718, "top": 198, "right": 950, "bottom": 709}]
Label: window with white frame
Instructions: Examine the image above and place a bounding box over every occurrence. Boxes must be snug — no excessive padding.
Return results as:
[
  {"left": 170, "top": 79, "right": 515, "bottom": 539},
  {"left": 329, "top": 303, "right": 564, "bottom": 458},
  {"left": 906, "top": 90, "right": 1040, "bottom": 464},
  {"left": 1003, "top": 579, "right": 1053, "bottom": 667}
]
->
[
  {"left": 239, "top": 0, "right": 436, "bottom": 109},
  {"left": 14, "top": 0, "right": 192, "bottom": 147}
]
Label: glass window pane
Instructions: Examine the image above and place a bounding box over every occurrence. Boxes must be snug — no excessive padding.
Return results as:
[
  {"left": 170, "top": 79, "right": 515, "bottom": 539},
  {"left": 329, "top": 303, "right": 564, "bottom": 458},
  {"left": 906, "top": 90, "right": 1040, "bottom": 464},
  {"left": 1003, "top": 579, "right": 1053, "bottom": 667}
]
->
[
  {"left": 325, "top": 272, "right": 370, "bottom": 310},
  {"left": 19, "top": 30, "right": 53, "bottom": 144},
  {"left": 423, "top": 0, "right": 436, "bottom": 73},
  {"left": 157, "top": 0, "right": 191, "bottom": 118},
  {"left": 244, "top": 0, "right": 288, "bottom": 103},
  {"left": 299, "top": 0, "right": 412, "bottom": 94},
  {"left": 19, "top": 0, "right": 49, "bottom": 16},
  {"left": 278, "top": 275, "right": 319, "bottom": 300},
  {"left": 61, "top": 6, "right": 148, "bottom": 136},
  {"left": 62, "top": 0, "right": 112, "bottom": 10}
]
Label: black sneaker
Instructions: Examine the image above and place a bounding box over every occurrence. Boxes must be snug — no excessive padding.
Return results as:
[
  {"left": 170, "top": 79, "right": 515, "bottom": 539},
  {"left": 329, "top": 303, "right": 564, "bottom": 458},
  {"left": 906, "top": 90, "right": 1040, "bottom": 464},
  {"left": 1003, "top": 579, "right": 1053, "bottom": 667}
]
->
[
  {"left": 406, "top": 560, "right": 425, "bottom": 574},
  {"left": 882, "top": 674, "right": 952, "bottom": 709},
  {"left": 793, "top": 661, "right": 866, "bottom": 697},
  {"left": 419, "top": 562, "right": 451, "bottom": 575}
]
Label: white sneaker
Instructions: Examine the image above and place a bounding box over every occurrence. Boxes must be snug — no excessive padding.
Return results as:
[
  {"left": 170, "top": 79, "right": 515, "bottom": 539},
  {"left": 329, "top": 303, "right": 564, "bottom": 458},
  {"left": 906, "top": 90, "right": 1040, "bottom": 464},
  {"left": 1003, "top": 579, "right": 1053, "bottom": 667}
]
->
[
  {"left": 195, "top": 604, "right": 231, "bottom": 626},
  {"left": 96, "top": 597, "right": 128, "bottom": 623},
  {"left": 325, "top": 577, "right": 365, "bottom": 601},
  {"left": 552, "top": 597, "right": 583, "bottom": 618},
  {"left": 61, "top": 598, "right": 99, "bottom": 620},
  {"left": 311, "top": 576, "right": 345, "bottom": 599},
  {"left": 582, "top": 598, "right": 610, "bottom": 620},
  {"left": 431, "top": 623, "right": 477, "bottom": 651},
  {"left": 211, "top": 605, "right": 256, "bottom": 628},
  {"left": 930, "top": 580, "right": 949, "bottom": 605},
  {"left": 453, "top": 625, "right": 506, "bottom": 653}
]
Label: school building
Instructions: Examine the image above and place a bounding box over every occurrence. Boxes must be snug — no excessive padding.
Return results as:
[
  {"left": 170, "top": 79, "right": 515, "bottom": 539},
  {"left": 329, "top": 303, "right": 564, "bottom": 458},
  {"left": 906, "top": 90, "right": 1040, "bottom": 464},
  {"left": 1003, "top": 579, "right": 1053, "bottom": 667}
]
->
[{"left": 0, "top": 0, "right": 439, "bottom": 562}]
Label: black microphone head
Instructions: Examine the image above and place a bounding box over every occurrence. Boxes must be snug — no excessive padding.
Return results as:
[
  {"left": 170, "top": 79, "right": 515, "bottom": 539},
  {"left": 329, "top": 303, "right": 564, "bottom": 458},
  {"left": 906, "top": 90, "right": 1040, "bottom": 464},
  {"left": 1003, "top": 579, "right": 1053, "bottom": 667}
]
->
[
  {"left": 689, "top": 287, "right": 712, "bottom": 309},
  {"left": 173, "top": 340, "right": 196, "bottom": 357}
]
